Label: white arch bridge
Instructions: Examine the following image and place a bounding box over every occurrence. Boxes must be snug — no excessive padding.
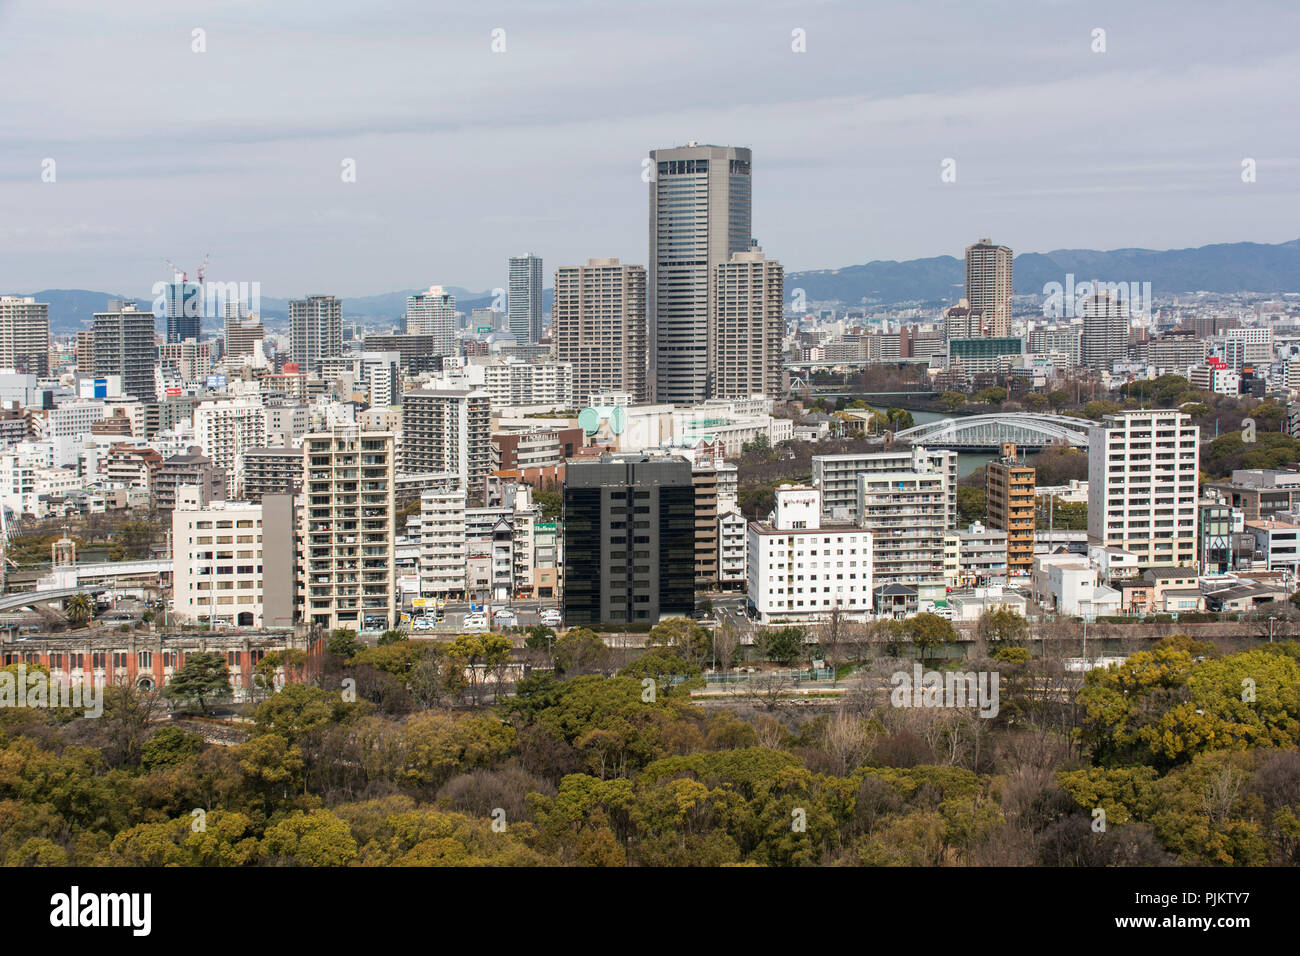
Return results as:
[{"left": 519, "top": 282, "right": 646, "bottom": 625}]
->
[{"left": 893, "top": 413, "right": 1099, "bottom": 451}]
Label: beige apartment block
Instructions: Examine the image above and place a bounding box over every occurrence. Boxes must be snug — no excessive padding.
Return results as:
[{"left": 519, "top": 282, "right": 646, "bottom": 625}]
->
[{"left": 300, "top": 426, "right": 397, "bottom": 631}]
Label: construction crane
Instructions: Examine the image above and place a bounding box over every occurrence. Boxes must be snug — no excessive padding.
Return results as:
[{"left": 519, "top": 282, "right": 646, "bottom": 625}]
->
[{"left": 162, "top": 254, "right": 211, "bottom": 286}]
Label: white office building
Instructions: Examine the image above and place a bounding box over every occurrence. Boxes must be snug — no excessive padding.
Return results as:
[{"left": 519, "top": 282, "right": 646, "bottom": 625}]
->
[
  {"left": 1217, "top": 327, "right": 1274, "bottom": 370},
  {"left": 171, "top": 496, "right": 266, "bottom": 628},
  {"left": 747, "top": 486, "right": 873, "bottom": 624},
  {"left": 42, "top": 400, "right": 107, "bottom": 467},
  {"left": 1246, "top": 518, "right": 1300, "bottom": 576},
  {"left": 477, "top": 359, "right": 575, "bottom": 411},
  {"left": 194, "top": 398, "right": 267, "bottom": 497}
]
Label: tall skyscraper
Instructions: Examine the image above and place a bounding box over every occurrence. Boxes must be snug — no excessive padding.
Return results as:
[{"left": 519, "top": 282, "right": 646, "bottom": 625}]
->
[
  {"left": 508, "top": 254, "right": 543, "bottom": 344},
  {"left": 300, "top": 426, "right": 397, "bottom": 631},
  {"left": 165, "top": 280, "right": 202, "bottom": 343},
  {"left": 93, "top": 303, "right": 157, "bottom": 401},
  {"left": 0, "top": 296, "right": 50, "bottom": 376},
  {"left": 562, "top": 454, "right": 695, "bottom": 626},
  {"left": 288, "top": 295, "right": 342, "bottom": 373},
  {"left": 964, "top": 239, "right": 1013, "bottom": 337},
  {"left": 1088, "top": 409, "right": 1200, "bottom": 567},
  {"left": 405, "top": 286, "right": 457, "bottom": 357},
  {"left": 711, "top": 248, "right": 785, "bottom": 399},
  {"left": 553, "top": 258, "right": 647, "bottom": 403},
  {"left": 648, "top": 143, "right": 753, "bottom": 404},
  {"left": 1080, "top": 291, "right": 1130, "bottom": 371}
]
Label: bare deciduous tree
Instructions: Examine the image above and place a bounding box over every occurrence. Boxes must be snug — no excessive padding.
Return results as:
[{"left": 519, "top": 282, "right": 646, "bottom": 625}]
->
[
  {"left": 745, "top": 672, "right": 795, "bottom": 712},
  {"left": 1201, "top": 765, "right": 1245, "bottom": 827},
  {"left": 712, "top": 622, "right": 740, "bottom": 673},
  {"left": 822, "top": 710, "right": 878, "bottom": 775},
  {"left": 751, "top": 714, "right": 787, "bottom": 750},
  {"left": 814, "top": 607, "right": 869, "bottom": 680}
]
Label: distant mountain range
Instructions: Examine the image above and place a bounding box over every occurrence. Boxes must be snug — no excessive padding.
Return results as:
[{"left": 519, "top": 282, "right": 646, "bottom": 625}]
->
[
  {"left": 12, "top": 238, "right": 1298, "bottom": 332},
  {"left": 788, "top": 238, "right": 1300, "bottom": 307},
  {"left": 5, "top": 285, "right": 558, "bottom": 334}
]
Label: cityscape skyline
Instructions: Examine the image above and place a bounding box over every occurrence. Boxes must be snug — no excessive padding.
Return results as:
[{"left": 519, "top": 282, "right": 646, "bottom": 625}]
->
[
  {"left": 3, "top": 1, "right": 1298, "bottom": 296},
  {"left": 2, "top": 0, "right": 1300, "bottom": 890}
]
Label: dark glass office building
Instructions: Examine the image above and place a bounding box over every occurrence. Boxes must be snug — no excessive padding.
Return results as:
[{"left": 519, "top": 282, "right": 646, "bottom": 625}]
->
[
  {"left": 562, "top": 454, "right": 695, "bottom": 627},
  {"left": 165, "top": 281, "right": 202, "bottom": 343}
]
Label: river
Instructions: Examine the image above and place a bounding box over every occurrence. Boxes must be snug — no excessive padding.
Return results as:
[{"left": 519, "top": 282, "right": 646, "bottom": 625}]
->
[{"left": 871, "top": 406, "right": 994, "bottom": 479}]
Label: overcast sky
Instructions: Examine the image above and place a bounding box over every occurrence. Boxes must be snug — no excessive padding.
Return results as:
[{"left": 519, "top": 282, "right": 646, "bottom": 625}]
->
[{"left": 2, "top": 0, "right": 1297, "bottom": 298}]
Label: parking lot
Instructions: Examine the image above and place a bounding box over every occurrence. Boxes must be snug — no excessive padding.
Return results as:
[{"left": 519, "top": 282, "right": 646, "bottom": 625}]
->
[{"left": 407, "top": 600, "right": 564, "bottom": 634}]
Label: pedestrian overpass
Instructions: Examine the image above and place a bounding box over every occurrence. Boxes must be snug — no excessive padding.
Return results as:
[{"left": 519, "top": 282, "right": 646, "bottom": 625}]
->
[{"left": 893, "top": 413, "right": 1098, "bottom": 451}]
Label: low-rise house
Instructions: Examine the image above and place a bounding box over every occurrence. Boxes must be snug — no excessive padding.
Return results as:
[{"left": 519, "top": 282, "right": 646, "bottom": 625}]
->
[
  {"left": 1143, "top": 567, "right": 1200, "bottom": 608},
  {"left": 1112, "top": 577, "right": 1156, "bottom": 615},
  {"left": 873, "top": 583, "right": 918, "bottom": 619}
]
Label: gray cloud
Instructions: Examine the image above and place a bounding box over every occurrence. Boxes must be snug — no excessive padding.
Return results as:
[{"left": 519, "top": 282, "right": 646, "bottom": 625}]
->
[{"left": 0, "top": 0, "right": 1297, "bottom": 298}]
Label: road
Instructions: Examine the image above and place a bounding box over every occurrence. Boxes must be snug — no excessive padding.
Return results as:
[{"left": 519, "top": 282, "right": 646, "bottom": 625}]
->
[{"left": 704, "top": 592, "right": 754, "bottom": 632}]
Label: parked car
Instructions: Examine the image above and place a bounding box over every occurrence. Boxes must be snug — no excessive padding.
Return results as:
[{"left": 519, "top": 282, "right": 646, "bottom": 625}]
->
[
  {"left": 539, "top": 608, "right": 562, "bottom": 626},
  {"left": 412, "top": 616, "right": 436, "bottom": 631},
  {"left": 463, "top": 613, "right": 488, "bottom": 629},
  {"left": 494, "top": 608, "right": 518, "bottom": 626}
]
